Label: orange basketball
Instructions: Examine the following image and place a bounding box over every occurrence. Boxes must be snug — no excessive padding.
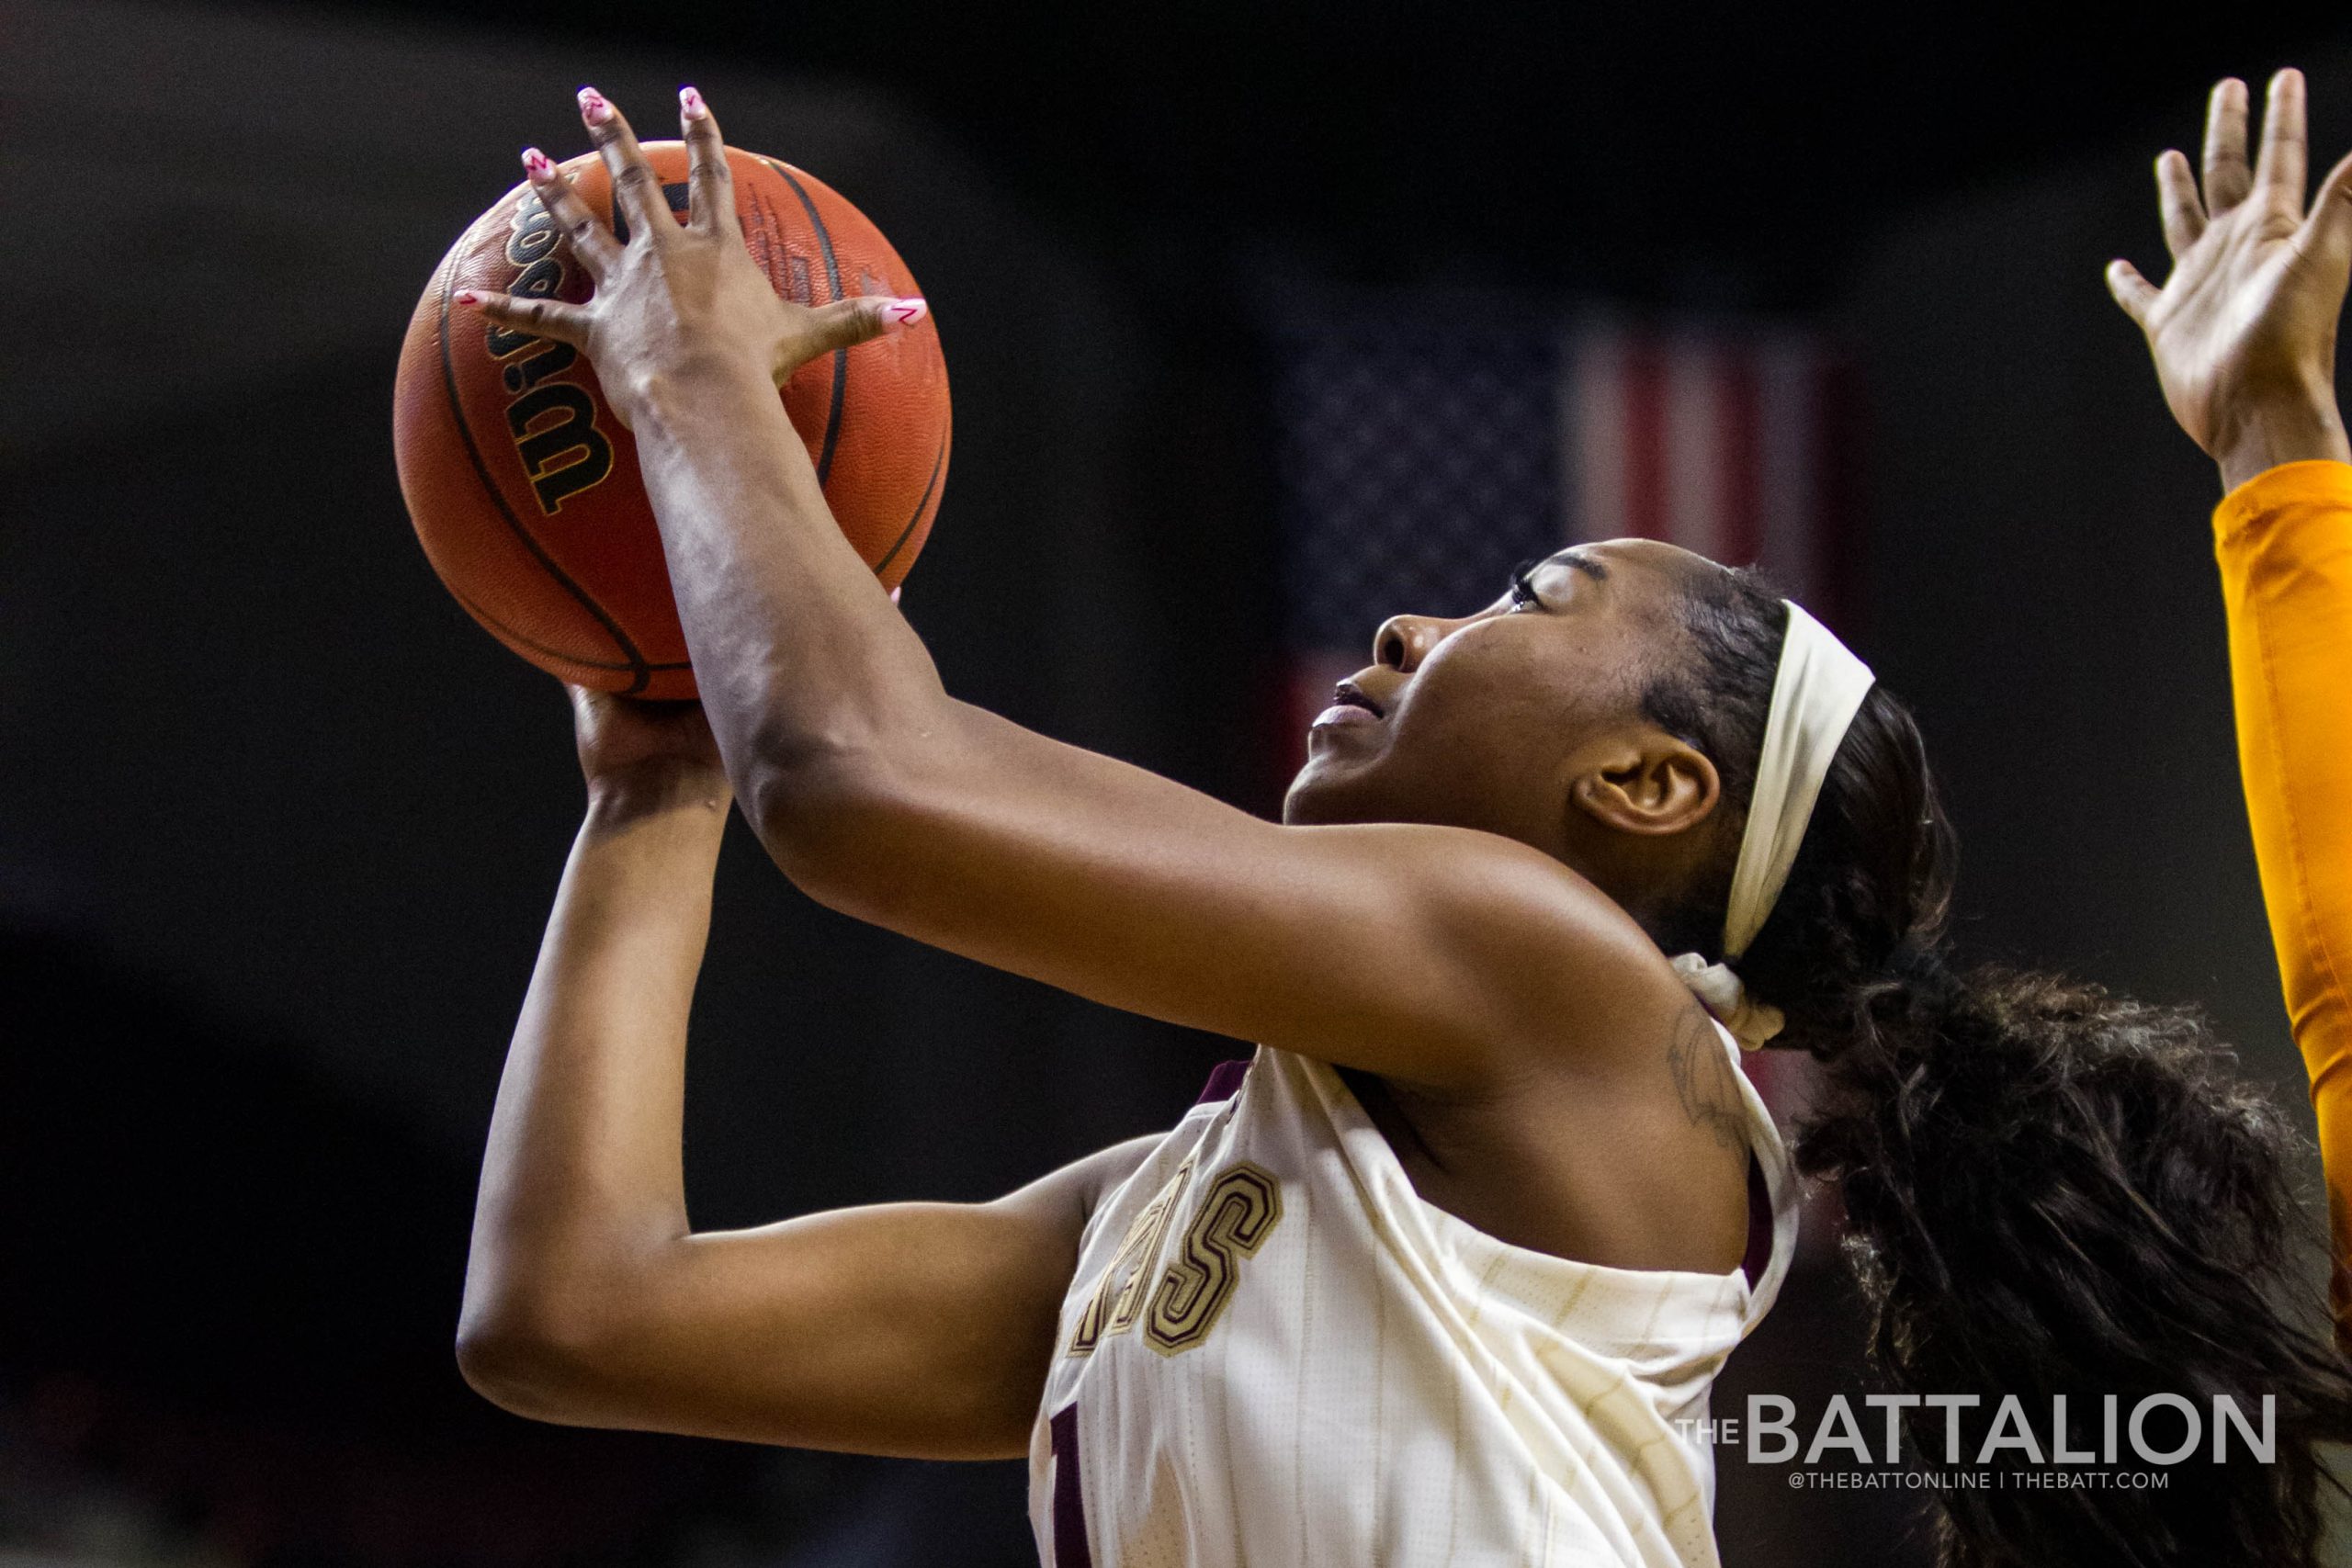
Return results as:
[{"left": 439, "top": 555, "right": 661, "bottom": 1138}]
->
[{"left": 393, "top": 143, "right": 950, "bottom": 698}]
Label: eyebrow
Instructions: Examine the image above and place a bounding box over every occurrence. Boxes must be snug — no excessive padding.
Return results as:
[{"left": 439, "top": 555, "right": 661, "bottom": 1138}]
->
[{"left": 1555, "top": 551, "right": 1609, "bottom": 582}]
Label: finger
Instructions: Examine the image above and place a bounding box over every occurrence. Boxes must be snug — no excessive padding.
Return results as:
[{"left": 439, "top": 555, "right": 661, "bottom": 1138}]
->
[
  {"left": 577, "top": 85, "right": 668, "bottom": 240},
  {"left": 803, "top": 295, "right": 931, "bottom": 355},
  {"left": 2298, "top": 146, "right": 2352, "bottom": 276},
  {"left": 2204, "top": 77, "right": 2252, "bottom": 214},
  {"left": 522, "top": 146, "right": 620, "bottom": 277},
  {"left": 460, "top": 288, "right": 592, "bottom": 346},
  {"left": 679, "top": 85, "right": 738, "bottom": 234},
  {"left": 2256, "top": 68, "right": 2309, "bottom": 213},
  {"left": 782, "top": 296, "right": 930, "bottom": 381},
  {"left": 2104, "top": 259, "right": 2159, "bottom": 326},
  {"left": 2155, "top": 151, "right": 2206, "bottom": 260}
]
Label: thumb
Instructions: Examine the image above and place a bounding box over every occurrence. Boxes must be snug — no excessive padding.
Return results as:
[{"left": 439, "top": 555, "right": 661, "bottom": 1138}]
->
[
  {"left": 804, "top": 295, "right": 929, "bottom": 355},
  {"left": 2299, "top": 147, "right": 2352, "bottom": 276},
  {"left": 2105, "top": 259, "right": 2159, "bottom": 326}
]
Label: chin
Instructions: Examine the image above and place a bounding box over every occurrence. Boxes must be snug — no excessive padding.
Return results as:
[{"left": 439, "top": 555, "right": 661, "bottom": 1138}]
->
[{"left": 1282, "top": 757, "right": 1369, "bottom": 827}]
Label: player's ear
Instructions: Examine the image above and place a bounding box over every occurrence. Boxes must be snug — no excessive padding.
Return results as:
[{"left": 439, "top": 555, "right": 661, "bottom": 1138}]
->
[{"left": 1567, "top": 729, "right": 1720, "bottom": 837}]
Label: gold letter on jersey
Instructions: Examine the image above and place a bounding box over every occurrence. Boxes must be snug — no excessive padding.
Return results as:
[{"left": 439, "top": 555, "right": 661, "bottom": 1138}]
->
[
  {"left": 1068, "top": 1156, "right": 1196, "bottom": 1356},
  {"left": 1144, "top": 1163, "right": 1282, "bottom": 1355}
]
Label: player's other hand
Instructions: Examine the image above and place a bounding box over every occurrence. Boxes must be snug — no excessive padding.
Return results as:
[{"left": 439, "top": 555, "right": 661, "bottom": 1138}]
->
[
  {"left": 2109, "top": 70, "right": 2352, "bottom": 491},
  {"left": 570, "top": 685, "right": 728, "bottom": 805},
  {"left": 459, "top": 86, "right": 926, "bottom": 428}
]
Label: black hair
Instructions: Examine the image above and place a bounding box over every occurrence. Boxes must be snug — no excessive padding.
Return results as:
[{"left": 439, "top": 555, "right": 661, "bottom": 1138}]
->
[{"left": 1640, "top": 564, "right": 2352, "bottom": 1566}]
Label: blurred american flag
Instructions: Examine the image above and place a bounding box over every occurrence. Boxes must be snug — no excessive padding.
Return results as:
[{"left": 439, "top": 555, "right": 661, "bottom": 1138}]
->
[{"left": 1564, "top": 321, "right": 1857, "bottom": 612}]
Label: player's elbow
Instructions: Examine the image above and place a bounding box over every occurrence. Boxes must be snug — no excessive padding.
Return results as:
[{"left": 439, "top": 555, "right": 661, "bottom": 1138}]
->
[
  {"left": 743, "top": 743, "right": 923, "bottom": 919},
  {"left": 454, "top": 1292, "right": 625, "bottom": 1425},
  {"left": 453, "top": 1316, "right": 561, "bottom": 1418}
]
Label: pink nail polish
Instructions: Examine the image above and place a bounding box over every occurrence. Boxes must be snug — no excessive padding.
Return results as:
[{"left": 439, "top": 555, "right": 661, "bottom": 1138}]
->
[
  {"left": 679, "top": 85, "right": 707, "bottom": 120},
  {"left": 883, "top": 297, "right": 929, "bottom": 331},
  {"left": 454, "top": 288, "right": 481, "bottom": 306},
  {"left": 577, "top": 86, "right": 613, "bottom": 126},
  {"left": 521, "top": 147, "right": 554, "bottom": 181}
]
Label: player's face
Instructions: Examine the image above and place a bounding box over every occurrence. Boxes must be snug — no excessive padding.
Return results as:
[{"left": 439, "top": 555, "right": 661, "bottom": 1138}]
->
[{"left": 1283, "top": 539, "right": 1716, "bottom": 863}]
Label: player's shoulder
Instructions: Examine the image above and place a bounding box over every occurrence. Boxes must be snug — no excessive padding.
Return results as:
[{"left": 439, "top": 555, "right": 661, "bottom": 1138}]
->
[
  {"left": 1306, "top": 819, "right": 1698, "bottom": 1078},
  {"left": 985, "top": 1129, "right": 1168, "bottom": 1245},
  {"left": 985, "top": 1056, "right": 1261, "bottom": 1260},
  {"left": 1048, "top": 1062, "right": 1270, "bottom": 1222},
  {"left": 1071, "top": 1131, "right": 1174, "bottom": 1225}
]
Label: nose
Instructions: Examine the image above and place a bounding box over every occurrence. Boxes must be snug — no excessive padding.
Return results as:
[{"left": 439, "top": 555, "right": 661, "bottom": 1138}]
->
[{"left": 1373, "top": 613, "right": 1467, "bottom": 673}]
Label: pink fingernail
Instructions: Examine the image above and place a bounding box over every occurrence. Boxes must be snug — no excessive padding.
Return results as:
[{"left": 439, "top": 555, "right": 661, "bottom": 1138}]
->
[
  {"left": 882, "top": 297, "right": 929, "bottom": 331},
  {"left": 578, "top": 86, "right": 613, "bottom": 126},
  {"left": 454, "top": 288, "right": 481, "bottom": 306},
  {"left": 679, "top": 85, "right": 707, "bottom": 120},
  {"left": 888, "top": 585, "right": 902, "bottom": 604},
  {"left": 521, "top": 146, "right": 554, "bottom": 180}
]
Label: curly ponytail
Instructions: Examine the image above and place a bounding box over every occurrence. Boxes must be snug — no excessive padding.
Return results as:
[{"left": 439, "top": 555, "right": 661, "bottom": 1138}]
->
[{"left": 1641, "top": 566, "right": 2352, "bottom": 1565}]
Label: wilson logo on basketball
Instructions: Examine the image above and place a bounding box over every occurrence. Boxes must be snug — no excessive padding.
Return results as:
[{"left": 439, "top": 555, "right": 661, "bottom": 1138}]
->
[
  {"left": 483, "top": 192, "right": 614, "bottom": 514},
  {"left": 395, "top": 145, "right": 949, "bottom": 700}
]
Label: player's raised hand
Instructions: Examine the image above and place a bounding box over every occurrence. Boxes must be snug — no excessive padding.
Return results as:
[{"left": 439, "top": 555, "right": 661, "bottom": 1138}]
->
[
  {"left": 461, "top": 87, "right": 929, "bottom": 426},
  {"left": 2109, "top": 71, "right": 2352, "bottom": 490}
]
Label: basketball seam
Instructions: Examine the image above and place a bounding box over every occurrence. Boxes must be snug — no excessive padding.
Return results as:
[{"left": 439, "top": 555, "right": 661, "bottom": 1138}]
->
[
  {"left": 766, "top": 160, "right": 850, "bottom": 491},
  {"left": 447, "top": 583, "right": 691, "bottom": 672},
  {"left": 434, "top": 257, "right": 656, "bottom": 695},
  {"left": 874, "top": 434, "right": 948, "bottom": 578}
]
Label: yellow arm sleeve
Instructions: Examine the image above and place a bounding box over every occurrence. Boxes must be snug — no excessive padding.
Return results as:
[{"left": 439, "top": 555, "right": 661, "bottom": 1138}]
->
[{"left": 2215, "top": 458, "right": 2352, "bottom": 1333}]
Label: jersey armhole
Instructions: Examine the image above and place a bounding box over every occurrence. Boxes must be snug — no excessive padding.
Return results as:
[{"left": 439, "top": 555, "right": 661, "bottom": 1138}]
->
[{"left": 1739, "top": 1156, "right": 1770, "bottom": 1289}]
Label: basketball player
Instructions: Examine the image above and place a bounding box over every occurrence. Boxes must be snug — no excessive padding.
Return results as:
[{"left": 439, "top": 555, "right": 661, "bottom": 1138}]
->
[
  {"left": 455, "top": 85, "right": 2352, "bottom": 1565},
  {"left": 2112, "top": 68, "right": 2352, "bottom": 1348}
]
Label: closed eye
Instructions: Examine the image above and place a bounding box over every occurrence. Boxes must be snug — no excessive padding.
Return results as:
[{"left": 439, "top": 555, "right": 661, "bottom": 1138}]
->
[{"left": 1508, "top": 559, "right": 1545, "bottom": 612}]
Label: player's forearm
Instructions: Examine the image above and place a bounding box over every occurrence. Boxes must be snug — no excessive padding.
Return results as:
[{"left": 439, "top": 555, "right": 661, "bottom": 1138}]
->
[
  {"left": 459, "top": 773, "right": 726, "bottom": 1383},
  {"left": 628, "top": 361, "right": 955, "bottom": 845}
]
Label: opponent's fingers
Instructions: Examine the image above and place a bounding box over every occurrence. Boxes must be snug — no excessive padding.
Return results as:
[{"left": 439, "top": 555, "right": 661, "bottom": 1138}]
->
[
  {"left": 2155, "top": 150, "right": 2206, "bottom": 260},
  {"left": 679, "top": 85, "right": 738, "bottom": 234},
  {"left": 578, "top": 85, "right": 669, "bottom": 240},
  {"left": 2256, "top": 68, "right": 2309, "bottom": 214},
  {"left": 2203, "top": 76, "right": 2252, "bottom": 215},
  {"left": 2105, "top": 259, "right": 2159, "bottom": 326},
  {"left": 522, "top": 146, "right": 620, "bottom": 277},
  {"left": 460, "top": 288, "right": 592, "bottom": 346}
]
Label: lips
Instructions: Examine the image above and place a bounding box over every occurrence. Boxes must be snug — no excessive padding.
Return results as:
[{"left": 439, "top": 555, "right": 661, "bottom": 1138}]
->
[{"left": 1309, "top": 681, "right": 1385, "bottom": 730}]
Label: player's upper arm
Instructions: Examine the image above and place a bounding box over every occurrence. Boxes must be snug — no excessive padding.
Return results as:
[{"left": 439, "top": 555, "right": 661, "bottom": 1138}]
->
[
  {"left": 761, "top": 704, "right": 1681, "bottom": 1091},
  {"left": 457, "top": 1133, "right": 1159, "bottom": 1459}
]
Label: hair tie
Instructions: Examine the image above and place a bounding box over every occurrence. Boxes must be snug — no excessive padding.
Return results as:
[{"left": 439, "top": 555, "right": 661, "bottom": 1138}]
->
[{"left": 1669, "top": 953, "right": 1786, "bottom": 1052}]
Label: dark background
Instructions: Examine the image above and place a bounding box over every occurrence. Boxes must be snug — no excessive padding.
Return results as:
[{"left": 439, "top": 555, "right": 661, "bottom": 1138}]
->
[{"left": 5, "top": 3, "right": 2350, "bottom": 1562}]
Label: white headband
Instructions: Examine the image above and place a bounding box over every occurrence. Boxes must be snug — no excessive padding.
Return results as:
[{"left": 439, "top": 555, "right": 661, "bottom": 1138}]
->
[{"left": 1673, "top": 601, "right": 1875, "bottom": 1048}]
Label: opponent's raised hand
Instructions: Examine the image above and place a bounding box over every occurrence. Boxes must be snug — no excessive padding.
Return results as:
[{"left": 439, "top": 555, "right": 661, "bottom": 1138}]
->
[
  {"left": 2109, "top": 71, "right": 2352, "bottom": 490},
  {"left": 461, "top": 87, "right": 928, "bottom": 427}
]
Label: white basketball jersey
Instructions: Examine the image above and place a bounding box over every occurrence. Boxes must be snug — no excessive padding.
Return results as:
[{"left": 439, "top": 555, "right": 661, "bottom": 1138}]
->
[{"left": 1027, "top": 1032, "right": 1800, "bottom": 1568}]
